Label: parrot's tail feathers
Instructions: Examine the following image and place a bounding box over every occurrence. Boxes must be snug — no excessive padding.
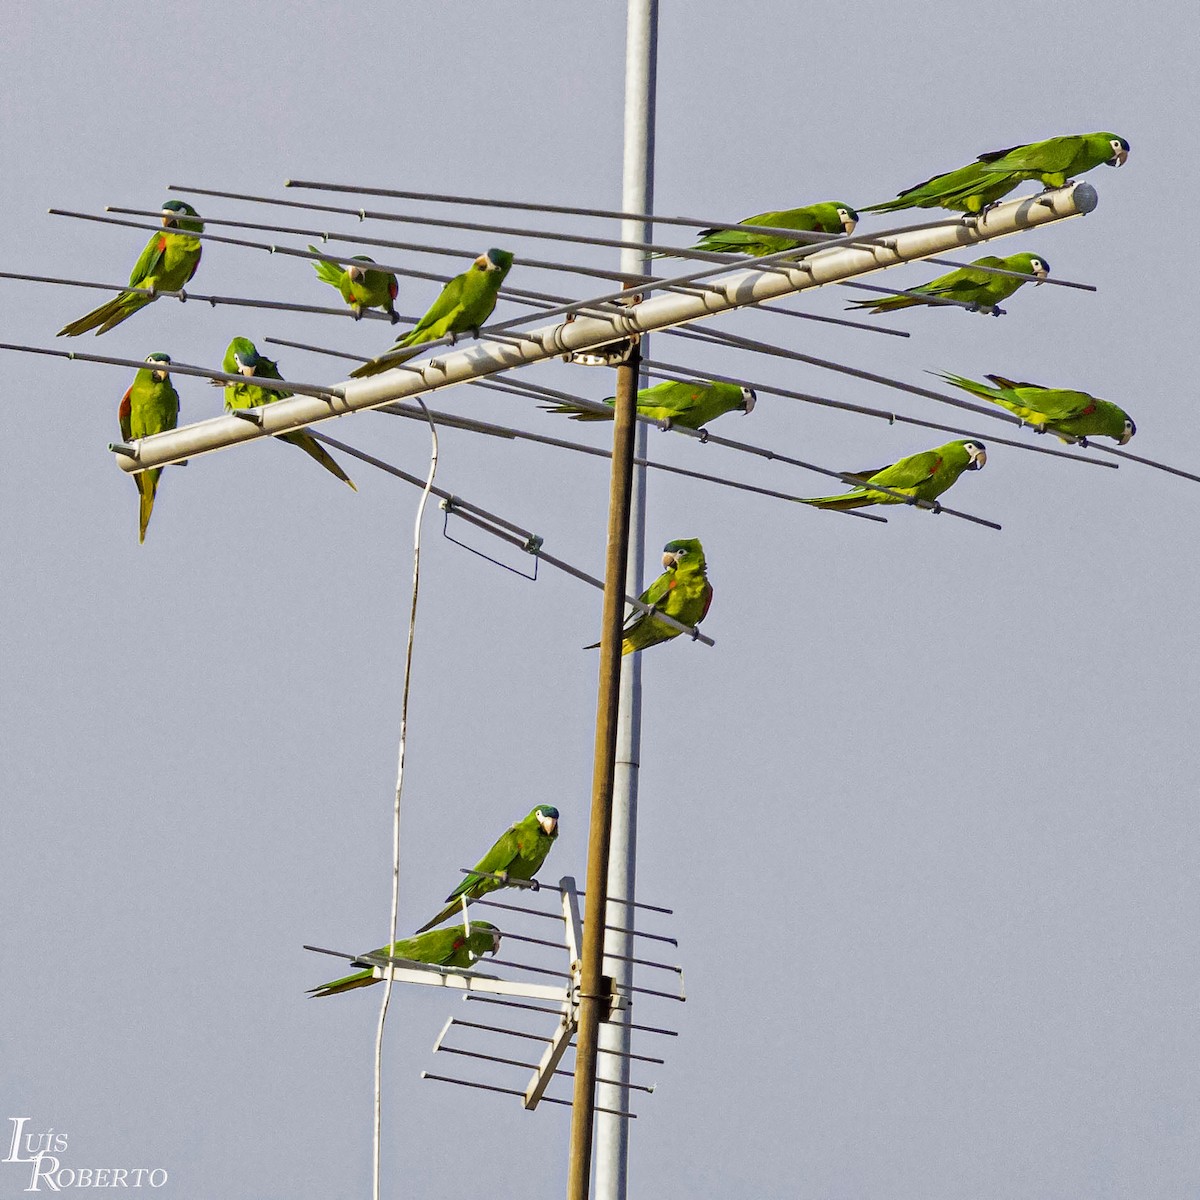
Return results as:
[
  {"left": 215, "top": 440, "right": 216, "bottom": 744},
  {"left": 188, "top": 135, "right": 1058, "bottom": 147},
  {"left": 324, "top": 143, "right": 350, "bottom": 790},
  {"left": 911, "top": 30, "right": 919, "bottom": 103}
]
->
[
  {"left": 280, "top": 432, "right": 357, "bottom": 489},
  {"left": 57, "top": 293, "right": 136, "bottom": 338},
  {"left": 583, "top": 638, "right": 600, "bottom": 650},
  {"left": 308, "top": 971, "right": 375, "bottom": 998},
  {"left": 802, "top": 492, "right": 870, "bottom": 511},
  {"left": 541, "top": 403, "right": 606, "bottom": 421},
  {"left": 349, "top": 344, "right": 420, "bottom": 378},
  {"left": 137, "top": 469, "right": 160, "bottom": 544},
  {"left": 414, "top": 901, "right": 462, "bottom": 935},
  {"left": 309, "top": 249, "right": 344, "bottom": 287}
]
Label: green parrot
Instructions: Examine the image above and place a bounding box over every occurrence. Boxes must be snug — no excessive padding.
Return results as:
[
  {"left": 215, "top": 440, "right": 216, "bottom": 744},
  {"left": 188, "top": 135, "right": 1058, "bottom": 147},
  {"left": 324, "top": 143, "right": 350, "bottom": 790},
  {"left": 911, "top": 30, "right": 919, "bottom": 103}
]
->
[
  {"left": 309, "top": 921, "right": 502, "bottom": 997},
  {"left": 118, "top": 353, "right": 180, "bottom": 543},
  {"left": 351, "top": 248, "right": 514, "bottom": 377},
  {"left": 222, "top": 337, "right": 355, "bottom": 489},
  {"left": 309, "top": 248, "right": 400, "bottom": 322},
  {"left": 864, "top": 132, "right": 1129, "bottom": 214},
  {"left": 847, "top": 252, "right": 1050, "bottom": 315},
  {"left": 588, "top": 538, "right": 713, "bottom": 656},
  {"left": 416, "top": 805, "right": 560, "bottom": 934},
  {"left": 803, "top": 439, "right": 987, "bottom": 510},
  {"left": 59, "top": 200, "right": 204, "bottom": 336},
  {"left": 543, "top": 379, "right": 755, "bottom": 430},
  {"left": 667, "top": 201, "right": 859, "bottom": 258},
  {"left": 935, "top": 372, "right": 1136, "bottom": 445}
]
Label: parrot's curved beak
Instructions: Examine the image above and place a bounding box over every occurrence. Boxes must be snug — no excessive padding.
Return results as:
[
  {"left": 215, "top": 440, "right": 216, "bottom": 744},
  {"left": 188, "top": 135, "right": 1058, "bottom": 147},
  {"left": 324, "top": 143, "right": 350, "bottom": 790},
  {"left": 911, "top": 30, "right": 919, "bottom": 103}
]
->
[
  {"left": 1119, "top": 420, "right": 1136, "bottom": 445},
  {"left": 741, "top": 388, "right": 756, "bottom": 414},
  {"left": 968, "top": 446, "right": 987, "bottom": 469},
  {"left": 161, "top": 209, "right": 177, "bottom": 228},
  {"left": 1112, "top": 146, "right": 1128, "bottom": 167},
  {"left": 234, "top": 354, "right": 258, "bottom": 377},
  {"left": 1033, "top": 264, "right": 1048, "bottom": 284},
  {"left": 662, "top": 550, "right": 680, "bottom": 569},
  {"left": 841, "top": 215, "right": 858, "bottom": 235},
  {"left": 151, "top": 368, "right": 169, "bottom": 382},
  {"left": 540, "top": 814, "right": 558, "bottom": 836},
  {"left": 473, "top": 254, "right": 491, "bottom": 271},
  {"left": 347, "top": 263, "right": 364, "bottom": 283}
]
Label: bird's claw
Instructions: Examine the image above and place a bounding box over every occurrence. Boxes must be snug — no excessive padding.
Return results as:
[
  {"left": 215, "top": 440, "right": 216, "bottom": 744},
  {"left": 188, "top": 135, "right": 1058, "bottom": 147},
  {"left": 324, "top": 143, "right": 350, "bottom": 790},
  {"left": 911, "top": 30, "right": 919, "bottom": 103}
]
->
[
  {"left": 388, "top": 311, "right": 400, "bottom": 325},
  {"left": 528, "top": 880, "right": 540, "bottom": 892},
  {"left": 698, "top": 428, "right": 710, "bottom": 443},
  {"left": 656, "top": 417, "right": 673, "bottom": 432}
]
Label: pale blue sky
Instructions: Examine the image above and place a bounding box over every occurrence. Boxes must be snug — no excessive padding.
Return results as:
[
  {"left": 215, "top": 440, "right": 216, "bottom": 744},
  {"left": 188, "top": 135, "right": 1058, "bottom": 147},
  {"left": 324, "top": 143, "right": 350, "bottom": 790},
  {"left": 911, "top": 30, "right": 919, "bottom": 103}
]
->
[{"left": 1, "top": 4, "right": 1196, "bottom": 1197}]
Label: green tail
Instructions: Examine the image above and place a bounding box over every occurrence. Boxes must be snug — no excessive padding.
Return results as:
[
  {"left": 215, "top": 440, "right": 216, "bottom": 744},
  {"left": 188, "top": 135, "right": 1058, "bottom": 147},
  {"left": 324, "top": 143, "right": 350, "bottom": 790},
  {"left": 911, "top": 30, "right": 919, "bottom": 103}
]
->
[
  {"left": 846, "top": 294, "right": 916, "bottom": 314},
  {"left": 415, "top": 897, "right": 471, "bottom": 935},
  {"left": 58, "top": 291, "right": 150, "bottom": 337},
  {"left": 308, "top": 969, "right": 375, "bottom": 998},
  {"left": 308, "top": 247, "right": 344, "bottom": 287},
  {"left": 542, "top": 402, "right": 610, "bottom": 421},
  {"left": 932, "top": 371, "right": 997, "bottom": 402},
  {"left": 802, "top": 491, "right": 871, "bottom": 511},
  {"left": 278, "top": 431, "right": 357, "bottom": 489},
  {"left": 137, "top": 469, "right": 161, "bottom": 543}
]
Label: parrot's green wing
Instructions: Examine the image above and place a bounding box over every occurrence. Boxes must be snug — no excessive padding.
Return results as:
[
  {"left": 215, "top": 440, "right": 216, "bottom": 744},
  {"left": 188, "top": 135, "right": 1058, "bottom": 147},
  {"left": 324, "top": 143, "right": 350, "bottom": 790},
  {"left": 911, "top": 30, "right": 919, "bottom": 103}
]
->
[
  {"left": 446, "top": 825, "right": 522, "bottom": 903},
  {"left": 128, "top": 232, "right": 169, "bottom": 289},
  {"left": 407, "top": 274, "right": 467, "bottom": 339},
  {"left": 863, "top": 449, "right": 943, "bottom": 489},
  {"left": 977, "top": 136, "right": 1076, "bottom": 175}
]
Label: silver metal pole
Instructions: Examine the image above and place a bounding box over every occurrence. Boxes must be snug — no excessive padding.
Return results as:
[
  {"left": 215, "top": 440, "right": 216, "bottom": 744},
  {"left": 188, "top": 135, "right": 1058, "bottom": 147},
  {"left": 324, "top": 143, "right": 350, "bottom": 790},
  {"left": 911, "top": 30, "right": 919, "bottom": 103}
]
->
[{"left": 597, "top": 5, "right": 655, "bottom": 1199}]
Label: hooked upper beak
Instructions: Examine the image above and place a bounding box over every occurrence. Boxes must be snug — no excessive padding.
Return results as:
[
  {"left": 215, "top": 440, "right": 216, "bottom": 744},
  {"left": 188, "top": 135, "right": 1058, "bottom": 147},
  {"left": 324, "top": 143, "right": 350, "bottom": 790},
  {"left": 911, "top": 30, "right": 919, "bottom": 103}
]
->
[
  {"left": 347, "top": 264, "right": 364, "bottom": 283},
  {"left": 161, "top": 210, "right": 177, "bottom": 228},
  {"left": 151, "top": 368, "right": 169, "bottom": 381},
  {"left": 235, "top": 356, "right": 258, "bottom": 377},
  {"left": 1033, "top": 263, "right": 1048, "bottom": 284},
  {"left": 742, "top": 388, "right": 756, "bottom": 414},
  {"left": 968, "top": 447, "right": 987, "bottom": 469},
  {"left": 1112, "top": 147, "right": 1128, "bottom": 167},
  {"left": 474, "top": 254, "right": 492, "bottom": 271},
  {"left": 1119, "top": 422, "right": 1135, "bottom": 446},
  {"left": 841, "top": 215, "right": 858, "bottom": 235},
  {"left": 661, "top": 550, "right": 681, "bottom": 569},
  {"left": 540, "top": 814, "right": 558, "bottom": 836}
]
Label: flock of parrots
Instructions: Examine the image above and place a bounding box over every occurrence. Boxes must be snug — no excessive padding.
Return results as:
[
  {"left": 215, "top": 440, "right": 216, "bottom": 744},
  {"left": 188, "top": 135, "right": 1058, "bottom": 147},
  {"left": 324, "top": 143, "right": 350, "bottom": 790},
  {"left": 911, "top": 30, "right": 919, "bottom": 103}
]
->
[{"left": 64, "top": 132, "right": 1134, "bottom": 984}]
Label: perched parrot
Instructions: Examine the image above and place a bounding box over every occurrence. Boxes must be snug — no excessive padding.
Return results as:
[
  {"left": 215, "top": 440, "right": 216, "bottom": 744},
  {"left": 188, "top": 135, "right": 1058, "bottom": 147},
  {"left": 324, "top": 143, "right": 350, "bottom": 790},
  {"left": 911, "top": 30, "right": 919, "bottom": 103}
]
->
[
  {"left": 58, "top": 200, "right": 204, "bottom": 336},
  {"left": 847, "top": 252, "right": 1050, "bottom": 316},
  {"left": 935, "top": 372, "right": 1136, "bottom": 445},
  {"left": 543, "top": 379, "right": 755, "bottom": 429},
  {"left": 118, "top": 353, "right": 180, "bottom": 543},
  {"left": 308, "top": 921, "right": 502, "bottom": 998},
  {"left": 864, "top": 132, "right": 1129, "bottom": 214},
  {"left": 666, "top": 201, "right": 859, "bottom": 258},
  {"left": 803, "top": 440, "right": 987, "bottom": 510},
  {"left": 351, "top": 249, "right": 514, "bottom": 377},
  {"left": 221, "top": 337, "right": 355, "bottom": 489},
  {"left": 309, "top": 248, "right": 399, "bottom": 322},
  {"left": 416, "top": 805, "right": 560, "bottom": 934},
  {"left": 588, "top": 538, "right": 713, "bottom": 656}
]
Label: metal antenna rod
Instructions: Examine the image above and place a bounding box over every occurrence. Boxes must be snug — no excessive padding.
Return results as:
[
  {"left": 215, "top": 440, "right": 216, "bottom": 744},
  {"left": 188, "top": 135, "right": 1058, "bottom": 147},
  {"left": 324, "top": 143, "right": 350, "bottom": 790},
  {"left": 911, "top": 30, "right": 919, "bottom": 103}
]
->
[
  {"left": 112, "top": 184, "right": 1096, "bottom": 474},
  {"left": 305, "top": 430, "right": 714, "bottom": 645},
  {"left": 0, "top": 266, "right": 413, "bottom": 323},
  {"left": 638, "top": 359, "right": 1114, "bottom": 469},
  {"left": 279, "top": 178, "right": 1099, "bottom": 292},
  {"left": 380, "top": 391, "right": 889, "bottom": 518},
  {"left": 464, "top": 373, "right": 1001, "bottom": 528}
]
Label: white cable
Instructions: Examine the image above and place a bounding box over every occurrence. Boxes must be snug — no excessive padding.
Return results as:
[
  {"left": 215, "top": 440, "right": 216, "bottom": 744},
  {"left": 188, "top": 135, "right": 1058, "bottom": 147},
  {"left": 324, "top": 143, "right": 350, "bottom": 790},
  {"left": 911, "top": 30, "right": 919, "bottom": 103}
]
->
[{"left": 373, "top": 399, "right": 439, "bottom": 1200}]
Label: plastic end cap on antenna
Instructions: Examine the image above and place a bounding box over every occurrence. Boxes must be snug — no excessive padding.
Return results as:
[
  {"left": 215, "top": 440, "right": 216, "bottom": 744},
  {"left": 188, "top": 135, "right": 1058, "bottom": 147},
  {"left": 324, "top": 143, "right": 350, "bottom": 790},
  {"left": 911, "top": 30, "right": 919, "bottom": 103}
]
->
[{"left": 1071, "top": 181, "right": 1099, "bottom": 215}]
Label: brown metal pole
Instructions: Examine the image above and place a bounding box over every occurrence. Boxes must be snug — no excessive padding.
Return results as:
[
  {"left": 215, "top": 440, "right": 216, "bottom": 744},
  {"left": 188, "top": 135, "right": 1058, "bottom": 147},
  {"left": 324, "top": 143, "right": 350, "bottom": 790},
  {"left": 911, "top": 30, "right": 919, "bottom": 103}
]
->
[{"left": 566, "top": 343, "right": 642, "bottom": 1200}]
